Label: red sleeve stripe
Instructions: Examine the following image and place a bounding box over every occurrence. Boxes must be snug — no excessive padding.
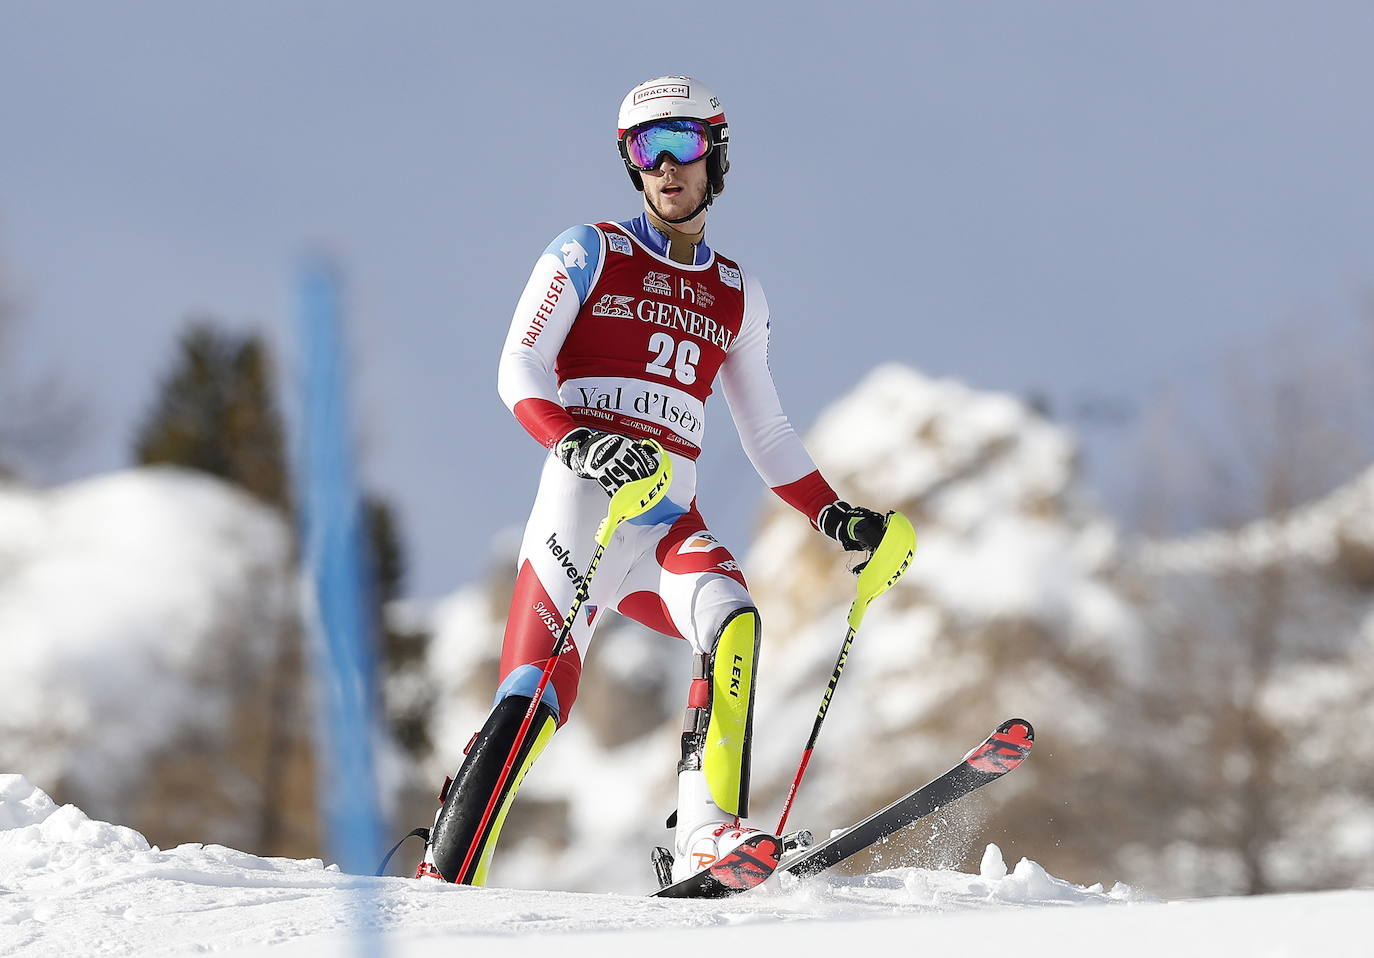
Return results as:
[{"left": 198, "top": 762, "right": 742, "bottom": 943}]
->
[
  {"left": 513, "top": 398, "right": 578, "bottom": 449},
  {"left": 770, "top": 470, "right": 840, "bottom": 526}
]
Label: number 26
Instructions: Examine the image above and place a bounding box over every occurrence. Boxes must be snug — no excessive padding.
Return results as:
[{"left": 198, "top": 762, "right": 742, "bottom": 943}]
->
[{"left": 646, "top": 332, "right": 699, "bottom": 385}]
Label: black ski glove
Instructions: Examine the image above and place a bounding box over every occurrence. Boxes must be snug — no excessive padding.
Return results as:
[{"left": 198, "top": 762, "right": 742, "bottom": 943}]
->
[
  {"left": 556, "top": 427, "right": 659, "bottom": 496},
  {"left": 817, "top": 501, "right": 887, "bottom": 553}
]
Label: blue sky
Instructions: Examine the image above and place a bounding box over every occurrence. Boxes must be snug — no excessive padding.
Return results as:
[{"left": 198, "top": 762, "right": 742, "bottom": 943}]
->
[{"left": 2, "top": 2, "right": 1372, "bottom": 597}]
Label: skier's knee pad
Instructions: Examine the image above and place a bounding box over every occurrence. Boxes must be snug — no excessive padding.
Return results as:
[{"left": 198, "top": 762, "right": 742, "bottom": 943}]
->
[
  {"left": 427, "top": 694, "right": 557, "bottom": 885},
  {"left": 686, "top": 574, "right": 753, "bottom": 654},
  {"left": 493, "top": 664, "right": 563, "bottom": 722},
  {"left": 680, "top": 607, "right": 760, "bottom": 818}
]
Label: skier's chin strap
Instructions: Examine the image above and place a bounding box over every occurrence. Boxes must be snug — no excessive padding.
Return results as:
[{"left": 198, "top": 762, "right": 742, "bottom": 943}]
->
[{"left": 646, "top": 190, "right": 712, "bottom": 225}]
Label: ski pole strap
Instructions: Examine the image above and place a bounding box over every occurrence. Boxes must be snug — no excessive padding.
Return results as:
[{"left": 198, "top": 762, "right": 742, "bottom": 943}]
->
[{"left": 376, "top": 827, "right": 429, "bottom": 876}]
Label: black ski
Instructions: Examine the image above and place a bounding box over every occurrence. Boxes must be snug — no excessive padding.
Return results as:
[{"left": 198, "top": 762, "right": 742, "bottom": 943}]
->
[{"left": 778, "top": 717, "right": 1035, "bottom": 880}]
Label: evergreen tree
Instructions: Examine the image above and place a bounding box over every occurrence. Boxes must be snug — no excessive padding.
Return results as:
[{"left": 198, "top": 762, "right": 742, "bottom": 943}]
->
[
  {"left": 135, "top": 322, "right": 289, "bottom": 510},
  {"left": 367, "top": 496, "right": 433, "bottom": 756}
]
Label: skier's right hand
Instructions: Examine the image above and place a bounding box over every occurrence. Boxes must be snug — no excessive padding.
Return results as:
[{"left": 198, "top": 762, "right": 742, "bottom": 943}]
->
[
  {"left": 556, "top": 427, "right": 660, "bottom": 496},
  {"left": 817, "top": 501, "right": 887, "bottom": 553}
]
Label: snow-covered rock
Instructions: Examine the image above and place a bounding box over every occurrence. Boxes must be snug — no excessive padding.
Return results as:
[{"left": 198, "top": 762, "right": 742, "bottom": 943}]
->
[
  {"left": 0, "top": 467, "right": 296, "bottom": 836},
  {"left": 1117, "top": 465, "right": 1374, "bottom": 895},
  {"left": 750, "top": 364, "right": 1133, "bottom": 641}
]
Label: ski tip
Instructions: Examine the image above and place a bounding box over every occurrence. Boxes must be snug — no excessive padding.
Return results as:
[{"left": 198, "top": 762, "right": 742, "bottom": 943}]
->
[
  {"left": 997, "top": 718, "right": 1034, "bottom": 743},
  {"left": 710, "top": 834, "right": 780, "bottom": 891},
  {"left": 964, "top": 719, "right": 1035, "bottom": 774}
]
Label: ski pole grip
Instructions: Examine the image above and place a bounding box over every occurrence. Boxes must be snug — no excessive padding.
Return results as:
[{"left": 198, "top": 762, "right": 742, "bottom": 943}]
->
[
  {"left": 595, "top": 439, "right": 672, "bottom": 547},
  {"left": 848, "top": 511, "right": 916, "bottom": 629}
]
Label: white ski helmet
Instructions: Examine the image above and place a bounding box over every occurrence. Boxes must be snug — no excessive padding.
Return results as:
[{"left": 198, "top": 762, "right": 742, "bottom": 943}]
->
[{"left": 617, "top": 76, "right": 730, "bottom": 204}]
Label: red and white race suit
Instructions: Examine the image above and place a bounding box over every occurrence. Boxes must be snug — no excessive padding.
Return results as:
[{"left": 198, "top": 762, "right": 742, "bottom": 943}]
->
[{"left": 493, "top": 214, "right": 839, "bottom": 721}]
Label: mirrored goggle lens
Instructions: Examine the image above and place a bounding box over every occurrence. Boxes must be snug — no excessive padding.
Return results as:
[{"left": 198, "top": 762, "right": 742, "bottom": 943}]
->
[{"left": 625, "top": 120, "right": 710, "bottom": 170}]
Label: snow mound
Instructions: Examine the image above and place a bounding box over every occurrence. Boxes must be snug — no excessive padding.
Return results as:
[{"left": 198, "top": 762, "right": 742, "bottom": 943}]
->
[
  {"left": 0, "top": 467, "right": 294, "bottom": 814},
  {"left": 0, "top": 774, "right": 342, "bottom": 953},
  {"left": 1, "top": 775, "right": 153, "bottom": 889},
  {"left": 0, "top": 775, "right": 57, "bottom": 830}
]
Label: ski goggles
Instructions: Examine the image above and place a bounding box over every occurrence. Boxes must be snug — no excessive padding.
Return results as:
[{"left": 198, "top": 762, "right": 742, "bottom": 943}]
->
[{"left": 621, "top": 118, "right": 713, "bottom": 171}]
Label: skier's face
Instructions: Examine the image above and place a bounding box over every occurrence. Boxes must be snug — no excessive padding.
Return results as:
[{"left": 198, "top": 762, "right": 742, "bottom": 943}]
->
[{"left": 641, "top": 156, "right": 709, "bottom": 222}]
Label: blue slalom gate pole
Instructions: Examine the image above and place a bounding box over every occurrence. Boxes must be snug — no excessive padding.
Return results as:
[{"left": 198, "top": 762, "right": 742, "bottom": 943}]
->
[{"left": 293, "top": 255, "right": 385, "bottom": 954}]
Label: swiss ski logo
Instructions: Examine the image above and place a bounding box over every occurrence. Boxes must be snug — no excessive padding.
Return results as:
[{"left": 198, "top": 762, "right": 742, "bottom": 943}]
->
[
  {"left": 591, "top": 294, "right": 634, "bottom": 318},
  {"left": 560, "top": 239, "right": 588, "bottom": 270}
]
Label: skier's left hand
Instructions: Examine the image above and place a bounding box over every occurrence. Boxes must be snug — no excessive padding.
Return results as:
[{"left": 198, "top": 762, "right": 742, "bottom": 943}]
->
[{"left": 817, "top": 501, "right": 887, "bottom": 553}]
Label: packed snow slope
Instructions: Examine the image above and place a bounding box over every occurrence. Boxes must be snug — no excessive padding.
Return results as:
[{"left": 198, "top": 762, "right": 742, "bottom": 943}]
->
[{"left": 3, "top": 776, "right": 1369, "bottom": 958}]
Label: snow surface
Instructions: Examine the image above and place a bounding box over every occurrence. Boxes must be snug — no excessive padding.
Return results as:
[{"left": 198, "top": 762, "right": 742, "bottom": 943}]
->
[{"left": 2, "top": 775, "right": 1369, "bottom": 958}]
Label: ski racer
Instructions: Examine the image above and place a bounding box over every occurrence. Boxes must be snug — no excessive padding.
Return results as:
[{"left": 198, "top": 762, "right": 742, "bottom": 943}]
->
[{"left": 418, "top": 75, "right": 889, "bottom": 888}]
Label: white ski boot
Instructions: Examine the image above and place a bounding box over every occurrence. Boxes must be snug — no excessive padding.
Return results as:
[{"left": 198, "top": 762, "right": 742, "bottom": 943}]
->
[
  {"left": 670, "top": 769, "right": 779, "bottom": 883},
  {"left": 672, "top": 820, "right": 779, "bottom": 883}
]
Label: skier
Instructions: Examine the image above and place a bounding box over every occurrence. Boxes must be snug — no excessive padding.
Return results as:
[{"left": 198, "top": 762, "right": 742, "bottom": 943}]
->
[{"left": 418, "top": 75, "right": 888, "bottom": 888}]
